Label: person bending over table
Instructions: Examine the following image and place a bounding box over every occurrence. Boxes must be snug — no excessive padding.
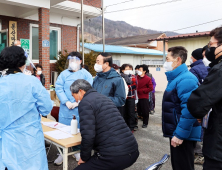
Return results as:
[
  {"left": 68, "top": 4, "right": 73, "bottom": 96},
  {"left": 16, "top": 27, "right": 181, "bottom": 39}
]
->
[{"left": 70, "top": 79, "right": 139, "bottom": 170}]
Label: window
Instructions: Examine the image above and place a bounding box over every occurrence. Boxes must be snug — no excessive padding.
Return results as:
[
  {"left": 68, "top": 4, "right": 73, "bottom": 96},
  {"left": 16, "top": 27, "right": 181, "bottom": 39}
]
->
[
  {"left": 30, "top": 24, "right": 61, "bottom": 62},
  {"left": 0, "top": 30, "right": 8, "bottom": 53},
  {"left": 113, "top": 60, "right": 120, "bottom": 67},
  {"left": 142, "top": 60, "right": 163, "bottom": 67}
]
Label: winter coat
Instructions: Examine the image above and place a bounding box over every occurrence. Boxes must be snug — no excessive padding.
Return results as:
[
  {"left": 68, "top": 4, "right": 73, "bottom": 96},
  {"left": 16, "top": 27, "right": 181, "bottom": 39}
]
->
[
  {"left": 187, "top": 61, "right": 222, "bottom": 162},
  {"left": 151, "top": 77, "right": 156, "bottom": 93},
  {"left": 93, "top": 68, "right": 126, "bottom": 107},
  {"left": 78, "top": 89, "right": 138, "bottom": 162},
  {"left": 32, "top": 73, "right": 45, "bottom": 86},
  {"left": 162, "top": 64, "right": 201, "bottom": 141},
  {"left": 190, "top": 59, "right": 209, "bottom": 84},
  {"left": 137, "top": 75, "right": 153, "bottom": 99}
]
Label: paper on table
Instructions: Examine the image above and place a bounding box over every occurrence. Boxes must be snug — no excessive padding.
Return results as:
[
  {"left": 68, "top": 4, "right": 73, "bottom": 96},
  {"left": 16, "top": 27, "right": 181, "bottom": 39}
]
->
[
  {"left": 44, "top": 130, "right": 73, "bottom": 140},
  {"left": 41, "top": 122, "right": 67, "bottom": 129},
  {"left": 57, "top": 126, "right": 80, "bottom": 134}
]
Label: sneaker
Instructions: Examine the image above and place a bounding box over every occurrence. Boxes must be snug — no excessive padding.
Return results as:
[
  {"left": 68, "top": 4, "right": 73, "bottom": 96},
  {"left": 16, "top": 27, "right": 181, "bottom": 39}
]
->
[
  {"left": 73, "top": 153, "right": 80, "bottom": 162},
  {"left": 194, "top": 156, "right": 204, "bottom": 165},
  {"left": 142, "top": 124, "right": 147, "bottom": 128},
  {"left": 54, "top": 154, "right": 63, "bottom": 166}
]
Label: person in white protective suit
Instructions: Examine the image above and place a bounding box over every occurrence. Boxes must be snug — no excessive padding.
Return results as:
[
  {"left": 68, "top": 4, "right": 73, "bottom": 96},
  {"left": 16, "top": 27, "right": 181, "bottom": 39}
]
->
[
  {"left": 54, "top": 52, "right": 93, "bottom": 165},
  {"left": 0, "top": 46, "right": 53, "bottom": 170}
]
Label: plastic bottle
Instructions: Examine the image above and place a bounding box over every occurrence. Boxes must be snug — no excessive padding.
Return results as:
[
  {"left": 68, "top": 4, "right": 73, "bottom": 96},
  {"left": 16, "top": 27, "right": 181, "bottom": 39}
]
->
[{"left": 71, "top": 116, "right": 78, "bottom": 135}]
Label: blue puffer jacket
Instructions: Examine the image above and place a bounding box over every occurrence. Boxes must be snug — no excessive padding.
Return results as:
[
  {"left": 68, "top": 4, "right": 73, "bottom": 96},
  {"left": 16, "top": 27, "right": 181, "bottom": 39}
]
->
[
  {"left": 93, "top": 68, "right": 126, "bottom": 107},
  {"left": 190, "top": 59, "right": 209, "bottom": 84},
  {"left": 162, "top": 64, "right": 201, "bottom": 141}
]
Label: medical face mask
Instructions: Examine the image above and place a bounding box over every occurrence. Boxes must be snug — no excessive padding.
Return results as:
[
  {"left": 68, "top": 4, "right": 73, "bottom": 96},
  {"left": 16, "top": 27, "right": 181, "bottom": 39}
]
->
[
  {"left": 94, "top": 63, "right": 103, "bottom": 72},
  {"left": 190, "top": 58, "right": 193, "bottom": 65},
  {"left": 37, "top": 71, "right": 42, "bottom": 75},
  {"left": 163, "top": 61, "right": 174, "bottom": 72},
  {"left": 205, "top": 45, "right": 222, "bottom": 62},
  {"left": 124, "top": 70, "right": 131, "bottom": 75},
  {"left": 137, "top": 71, "right": 142, "bottom": 76},
  {"left": 203, "top": 57, "right": 211, "bottom": 67},
  {"left": 69, "top": 62, "right": 79, "bottom": 71},
  {"left": 135, "top": 70, "right": 138, "bottom": 74}
]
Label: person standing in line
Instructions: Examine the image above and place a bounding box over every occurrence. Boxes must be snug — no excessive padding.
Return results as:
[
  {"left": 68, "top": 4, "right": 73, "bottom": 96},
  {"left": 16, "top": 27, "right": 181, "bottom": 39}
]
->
[
  {"left": 187, "top": 27, "right": 222, "bottom": 170},
  {"left": 32, "top": 64, "right": 45, "bottom": 86},
  {"left": 190, "top": 48, "right": 209, "bottom": 84},
  {"left": 137, "top": 65, "right": 153, "bottom": 128},
  {"left": 162, "top": 46, "right": 201, "bottom": 170},
  {"left": 120, "top": 64, "right": 137, "bottom": 132},
  {"left": 93, "top": 53, "right": 126, "bottom": 111}
]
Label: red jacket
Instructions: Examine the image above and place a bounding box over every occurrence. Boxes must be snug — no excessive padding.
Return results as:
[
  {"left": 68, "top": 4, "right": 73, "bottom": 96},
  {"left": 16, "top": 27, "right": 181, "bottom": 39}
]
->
[{"left": 137, "top": 75, "right": 153, "bottom": 99}]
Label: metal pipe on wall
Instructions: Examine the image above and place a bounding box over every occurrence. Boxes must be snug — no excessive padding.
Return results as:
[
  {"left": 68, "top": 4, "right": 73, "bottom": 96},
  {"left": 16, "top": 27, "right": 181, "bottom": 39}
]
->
[
  {"left": 81, "top": 0, "right": 84, "bottom": 64},
  {"left": 102, "top": 0, "right": 105, "bottom": 52}
]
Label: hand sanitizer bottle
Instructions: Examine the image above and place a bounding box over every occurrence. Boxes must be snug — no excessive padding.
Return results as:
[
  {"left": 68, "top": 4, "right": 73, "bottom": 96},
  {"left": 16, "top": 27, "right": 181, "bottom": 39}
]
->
[{"left": 71, "top": 116, "right": 78, "bottom": 135}]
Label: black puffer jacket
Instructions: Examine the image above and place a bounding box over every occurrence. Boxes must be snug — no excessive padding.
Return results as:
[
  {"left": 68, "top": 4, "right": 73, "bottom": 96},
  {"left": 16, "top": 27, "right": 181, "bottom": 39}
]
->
[
  {"left": 78, "top": 89, "right": 138, "bottom": 162},
  {"left": 187, "top": 60, "right": 222, "bottom": 162}
]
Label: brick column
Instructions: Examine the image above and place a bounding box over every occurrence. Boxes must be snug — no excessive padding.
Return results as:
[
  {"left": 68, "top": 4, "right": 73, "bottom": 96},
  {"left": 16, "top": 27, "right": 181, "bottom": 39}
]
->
[{"left": 38, "top": 8, "right": 50, "bottom": 89}]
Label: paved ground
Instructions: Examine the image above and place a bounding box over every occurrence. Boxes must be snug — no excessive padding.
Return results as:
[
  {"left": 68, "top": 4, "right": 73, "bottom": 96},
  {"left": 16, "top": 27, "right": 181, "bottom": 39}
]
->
[{"left": 48, "top": 92, "right": 202, "bottom": 170}]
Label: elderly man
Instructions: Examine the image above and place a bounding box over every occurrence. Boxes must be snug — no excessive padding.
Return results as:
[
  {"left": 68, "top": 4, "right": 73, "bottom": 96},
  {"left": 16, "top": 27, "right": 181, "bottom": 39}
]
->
[
  {"left": 162, "top": 46, "right": 201, "bottom": 170},
  {"left": 188, "top": 26, "right": 222, "bottom": 170},
  {"left": 71, "top": 79, "right": 139, "bottom": 170},
  {"left": 93, "top": 53, "right": 126, "bottom": 108}
]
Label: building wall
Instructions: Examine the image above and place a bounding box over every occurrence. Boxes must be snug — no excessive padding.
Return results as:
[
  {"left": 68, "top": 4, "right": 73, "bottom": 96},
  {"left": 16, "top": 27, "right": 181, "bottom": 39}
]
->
[
  {"left": 168, "top": 37, "right": 209, "bottom": 65},
  {"left": 0, "top": 15, "right": 78, "bottom": 83},
  {"left": 69, "top": 0, "right": 101, "bottom": 8}
]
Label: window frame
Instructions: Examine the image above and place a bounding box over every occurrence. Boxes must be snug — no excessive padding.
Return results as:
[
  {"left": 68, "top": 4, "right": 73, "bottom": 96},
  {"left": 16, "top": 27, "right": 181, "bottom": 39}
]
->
[{"left": 29, "top": 24, "right": 61, "bottom": 63}]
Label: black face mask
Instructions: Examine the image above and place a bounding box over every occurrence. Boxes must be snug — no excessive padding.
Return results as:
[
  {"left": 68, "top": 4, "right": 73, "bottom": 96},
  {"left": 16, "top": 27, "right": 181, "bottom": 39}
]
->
[{"left": 205, "top": 45, "right": 222, "bottom": 61}]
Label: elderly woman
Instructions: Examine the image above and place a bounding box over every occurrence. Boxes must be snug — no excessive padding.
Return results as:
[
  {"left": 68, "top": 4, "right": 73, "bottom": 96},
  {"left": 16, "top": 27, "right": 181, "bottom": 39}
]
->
[{"left": 0, "top": 46, "right": 53, "bottom": 170}]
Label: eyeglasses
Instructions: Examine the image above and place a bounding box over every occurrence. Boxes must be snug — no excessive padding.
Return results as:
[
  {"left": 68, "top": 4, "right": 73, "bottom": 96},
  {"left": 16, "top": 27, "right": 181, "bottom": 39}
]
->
[{"left": 208, "top": 41, "right": 221, "bottom": 48}]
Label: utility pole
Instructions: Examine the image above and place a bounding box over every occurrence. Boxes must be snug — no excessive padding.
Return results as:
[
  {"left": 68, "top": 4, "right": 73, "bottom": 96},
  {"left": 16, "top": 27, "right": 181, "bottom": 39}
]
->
[
  {"left": 81, "top": 0, "right": 84, "bottom": 64},
  {"left": 102, "top": 0, "right": 105, "bottom": 52}
]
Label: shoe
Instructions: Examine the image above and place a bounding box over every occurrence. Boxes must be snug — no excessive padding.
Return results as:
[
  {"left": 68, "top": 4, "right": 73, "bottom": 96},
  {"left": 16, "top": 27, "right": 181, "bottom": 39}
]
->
[
  {"left": 142, "top": 124, "right": 147, "bottom": 128},
  {"left": 73, "top": 153, "right": 80, "bottom": 162},
  {"left": 194, "top": 156, "right": 204, "bottom": 165},
  {"left": 54, "top": 154, "right": 63, "bottom": 166},
  {"left": 146, "top": 154, "right": 170, "bottom": 170}
]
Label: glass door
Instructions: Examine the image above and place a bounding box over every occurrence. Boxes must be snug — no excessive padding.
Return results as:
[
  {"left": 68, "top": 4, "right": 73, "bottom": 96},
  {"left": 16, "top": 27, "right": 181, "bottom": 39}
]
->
[{"left": 0, "top": 30, "right": 8, "bottom": 53}]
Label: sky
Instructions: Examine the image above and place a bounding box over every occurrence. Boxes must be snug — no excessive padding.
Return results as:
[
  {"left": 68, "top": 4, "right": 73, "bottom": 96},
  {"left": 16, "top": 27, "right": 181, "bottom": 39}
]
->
[{"left": 103, "top": 0, "right": 222, "bottom": 34}]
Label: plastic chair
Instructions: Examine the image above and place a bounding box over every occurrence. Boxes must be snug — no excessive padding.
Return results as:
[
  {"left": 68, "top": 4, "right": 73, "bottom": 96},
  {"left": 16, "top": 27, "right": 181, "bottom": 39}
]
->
[
  {"left": 145, "top": 154, "right": 170, "bottom": 170},
  {"left": 51, "top": 106, "right": 59, "bottom": 122}
]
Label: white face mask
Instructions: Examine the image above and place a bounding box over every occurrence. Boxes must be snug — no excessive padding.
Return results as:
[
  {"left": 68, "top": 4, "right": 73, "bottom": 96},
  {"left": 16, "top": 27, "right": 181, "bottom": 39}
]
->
[
  {"left": 137, "top": 71, "right": 142, "bottom": 76},
  {"left": 37, "top": 71, "right": 42, "bottom": 75},
  {"left": 69, "top": 62, "right": 79, "bottom": 71},
  {"left": 190, "top": 58, "right": 193, "bottom": 65},
  {"left": 124, "top": 70, "right": 131, "bottom": 75},
  {"left": 163, "top": 61, "right": 174, "bottom": 72},
  {"left": 94, "top": 63, "right": 103, "bottom": 72},
  {"left": 203, "top": 57, "right": 211, "bottom": 67},
  {"left": 135, "top": 70, "right": 138, "bottom": 74},
  {"left": 17, "top": 45, "right": 21, "bottom": 47}
]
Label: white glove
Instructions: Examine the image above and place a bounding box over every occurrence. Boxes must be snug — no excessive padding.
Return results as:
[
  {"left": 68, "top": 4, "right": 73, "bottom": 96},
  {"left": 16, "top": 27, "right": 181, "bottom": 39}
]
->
[
  {"left": 71, "top": 102, "right": 79, "bottom": 109},
  {"left": 66, "top": 101, "right": 73, "bottom": 109}
]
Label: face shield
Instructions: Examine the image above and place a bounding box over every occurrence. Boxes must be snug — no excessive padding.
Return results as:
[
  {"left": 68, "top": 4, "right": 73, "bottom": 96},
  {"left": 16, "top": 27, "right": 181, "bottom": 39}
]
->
[{"left": 65, "top": 56, "right": 81, "bottom": 71}]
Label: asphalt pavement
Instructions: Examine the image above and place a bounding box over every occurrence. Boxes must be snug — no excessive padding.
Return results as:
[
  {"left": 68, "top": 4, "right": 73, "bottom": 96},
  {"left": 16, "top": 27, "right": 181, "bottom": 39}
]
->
[{"left": 47, "top": 92, "right": 202, "bottom": 170}]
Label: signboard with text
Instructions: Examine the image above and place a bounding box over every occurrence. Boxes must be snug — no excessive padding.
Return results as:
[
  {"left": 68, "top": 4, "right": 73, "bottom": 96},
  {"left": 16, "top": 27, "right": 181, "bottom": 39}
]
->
[{"left": 9, "top": 21, "right": 17, "bottom": 46}]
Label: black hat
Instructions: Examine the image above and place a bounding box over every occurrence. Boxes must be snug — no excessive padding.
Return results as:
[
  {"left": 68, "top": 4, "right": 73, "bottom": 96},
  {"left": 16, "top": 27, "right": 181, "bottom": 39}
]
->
[
  {"left": 192, "top": 48, "right": 203, "bottom": 60},
  {"left": 202, "top": 45, "right": 208, "bottom": 53}
]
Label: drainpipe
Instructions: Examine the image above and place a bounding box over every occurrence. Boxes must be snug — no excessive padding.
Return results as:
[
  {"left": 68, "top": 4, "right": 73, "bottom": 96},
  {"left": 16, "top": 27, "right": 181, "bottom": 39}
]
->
[{"left": 77, "top": 24, "right": 80, "bottom": 52}]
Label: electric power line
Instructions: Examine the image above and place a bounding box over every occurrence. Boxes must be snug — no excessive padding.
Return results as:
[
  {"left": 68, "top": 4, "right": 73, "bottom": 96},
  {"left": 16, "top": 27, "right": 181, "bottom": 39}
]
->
[
  {"left": 106, "top": 0, "right": 134, "bottom": 7},
  {"left": 105, "top": 0, "right": 182, "bottom": 13}
]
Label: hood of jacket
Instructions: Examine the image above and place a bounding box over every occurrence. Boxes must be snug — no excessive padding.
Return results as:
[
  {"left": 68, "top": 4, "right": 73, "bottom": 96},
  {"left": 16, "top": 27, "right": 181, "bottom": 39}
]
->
[{"left": 97, "top": 68, "right": 121, "bottom": 79}]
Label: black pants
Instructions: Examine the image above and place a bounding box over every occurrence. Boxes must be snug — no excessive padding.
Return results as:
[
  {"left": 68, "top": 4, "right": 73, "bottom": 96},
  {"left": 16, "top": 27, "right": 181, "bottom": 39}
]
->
[
  {"left": 123, "top": 98, "right": 136, "bottom": 130},
  {"left": 137, "top": 99, "right": 149, "bottom": 125},
  {"left": 117, "top": 107, "right": 124, "bottom": 117},
  {"left": 203, "top": 156, "right": 222, "bottom": 170},
  {"left": 170, "top": 138, "right": 196, "bottom": 170},
  {"left": 74, "top": 150, "right": 139, "bottom": 170}
]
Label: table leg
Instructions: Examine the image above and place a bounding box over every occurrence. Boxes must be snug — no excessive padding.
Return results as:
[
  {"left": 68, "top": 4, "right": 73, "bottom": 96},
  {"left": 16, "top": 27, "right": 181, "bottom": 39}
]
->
[{"left": 63, "top": 147, "right": 68, "bottom": 170}]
